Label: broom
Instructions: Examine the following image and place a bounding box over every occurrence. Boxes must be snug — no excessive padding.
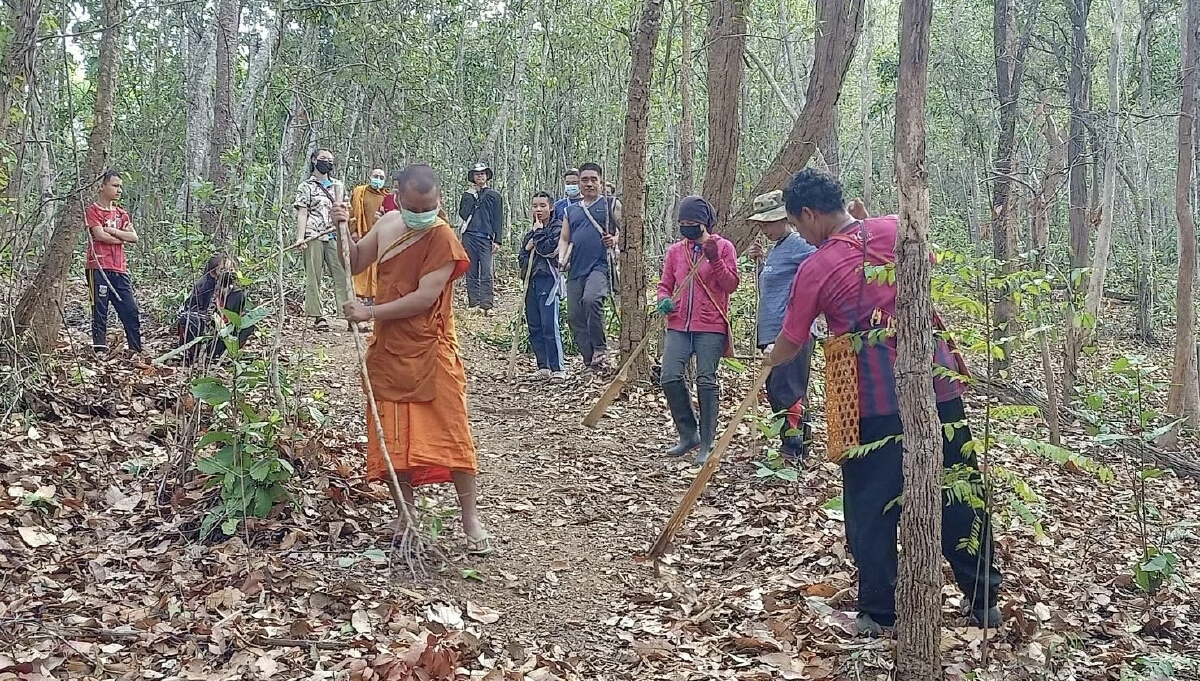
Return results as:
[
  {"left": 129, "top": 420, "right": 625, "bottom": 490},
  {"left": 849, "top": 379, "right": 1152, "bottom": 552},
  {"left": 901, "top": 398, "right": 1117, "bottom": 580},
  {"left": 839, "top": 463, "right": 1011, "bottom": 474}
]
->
[
  {"left": 582, "top": 253, "right": 707, "bottom": 428},
  {"left": 334, "top": 209, "right": 445, "bottom": 576},
  {"left": 642, "top": 361, "right": 774, "bottom": 570},
  {"left": 506, "top": 249, "right": 537, "bottom": 379}
]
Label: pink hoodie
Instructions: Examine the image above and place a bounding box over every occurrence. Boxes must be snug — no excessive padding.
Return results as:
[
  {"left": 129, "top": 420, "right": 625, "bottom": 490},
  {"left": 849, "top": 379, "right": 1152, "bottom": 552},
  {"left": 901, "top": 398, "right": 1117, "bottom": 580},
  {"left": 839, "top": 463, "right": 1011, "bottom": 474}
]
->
[{"left": 656, "top": 235, "right": 740, "bottom": 334}]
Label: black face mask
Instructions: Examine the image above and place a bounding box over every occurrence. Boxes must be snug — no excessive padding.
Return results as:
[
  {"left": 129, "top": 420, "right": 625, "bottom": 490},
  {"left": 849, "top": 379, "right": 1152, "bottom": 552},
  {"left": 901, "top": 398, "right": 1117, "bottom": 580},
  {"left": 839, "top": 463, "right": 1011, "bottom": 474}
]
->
[
  {"left": 679, "top": 225, "right": 703, "bottom": 242},
  {"left": 314, "top": 160, "right": 334, "bottom": 175}
]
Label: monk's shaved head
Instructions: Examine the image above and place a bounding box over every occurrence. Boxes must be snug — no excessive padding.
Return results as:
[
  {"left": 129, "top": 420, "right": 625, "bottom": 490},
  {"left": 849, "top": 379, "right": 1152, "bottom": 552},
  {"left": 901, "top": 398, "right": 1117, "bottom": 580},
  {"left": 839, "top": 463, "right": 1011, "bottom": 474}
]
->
[
  {"left": 397, "top": 164, "right": 440, "bottom": 195},
  {"left": 397, "top": 164, "right": 441, "bottom": 213}
]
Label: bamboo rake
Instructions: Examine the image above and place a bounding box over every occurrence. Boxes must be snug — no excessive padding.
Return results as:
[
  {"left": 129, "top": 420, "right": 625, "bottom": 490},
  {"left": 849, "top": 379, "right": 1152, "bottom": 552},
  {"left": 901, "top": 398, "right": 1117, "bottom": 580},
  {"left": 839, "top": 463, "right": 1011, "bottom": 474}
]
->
[
  {"left": 748, "top": 250, "right": 764, "bottom": 458},
  {"left": 581, "top": 254, "right": 707, "bottom": 428},
  {"left": 643, "top": 361, "right": 774, "bottom": 567},
  {"left": 506, "top": 250, "right": 537, "bottom": 379}
]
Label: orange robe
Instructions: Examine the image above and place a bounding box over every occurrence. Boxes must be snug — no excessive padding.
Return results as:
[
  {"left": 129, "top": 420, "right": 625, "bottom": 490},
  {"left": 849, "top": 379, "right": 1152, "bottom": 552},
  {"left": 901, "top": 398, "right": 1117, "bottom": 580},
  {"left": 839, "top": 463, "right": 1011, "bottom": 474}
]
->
[
  {"left": 350, "top": 184, "right": 390, "bottom": 298},
  {"left": 365, "top": 220, "right": 474, "bottom": 487}
]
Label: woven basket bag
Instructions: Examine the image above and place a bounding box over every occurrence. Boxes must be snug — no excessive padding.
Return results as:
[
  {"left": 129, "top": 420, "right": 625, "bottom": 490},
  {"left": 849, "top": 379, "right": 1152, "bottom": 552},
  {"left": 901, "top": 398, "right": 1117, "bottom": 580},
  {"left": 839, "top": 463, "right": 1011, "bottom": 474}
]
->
[{"left": 823, "top": 333, "right": 860, "bottom": 464}]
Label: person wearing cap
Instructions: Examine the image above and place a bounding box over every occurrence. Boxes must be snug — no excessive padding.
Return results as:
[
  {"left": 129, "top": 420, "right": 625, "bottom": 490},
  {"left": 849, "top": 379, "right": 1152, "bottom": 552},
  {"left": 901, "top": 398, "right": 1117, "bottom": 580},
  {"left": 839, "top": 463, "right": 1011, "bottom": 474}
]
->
[
  {"left": 746, "top": 189, "right": 818, "bottom": 461},
  {"left": 457, "top": 162, "right": 504, "bottom": 313},
  {"left": 766, "top": 168, "right": 1002, "bottom": 637},
  {"left": 553, "top": 168, "right": 583, "bottom": 222},
  {"left": 654, "top": 195, "right": 740, "bottom": 464}
]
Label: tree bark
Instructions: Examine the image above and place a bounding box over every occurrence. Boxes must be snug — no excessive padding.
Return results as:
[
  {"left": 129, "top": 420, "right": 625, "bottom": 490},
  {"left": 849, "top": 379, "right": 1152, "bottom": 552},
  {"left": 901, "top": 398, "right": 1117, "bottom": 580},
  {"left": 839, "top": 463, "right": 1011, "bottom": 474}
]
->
[
  {"left": 1030, "top": 96, "right": 1066, "bottom": 264},
  {"left": 679, "top": 0, "right": 696, "bottom": 196},
  {"left": 617, "top": 0, "right": 664, "bottom": 382},
  {"left": 722, "top": 0, "right": 864, "bottom": 252},
  {"left": 1133, "top": 0, "right": 1157, "bottom": 341},
  {"left": 701, "top": 0, "right": 747, "bottom": 231},
  {"left": 201, "top": 0, "right": 241, "bottom": 248},
  {"left": 480, "top": 6, "right": 538, "bottom": 163},
  {"left": 893, "top": 0, "right": 942, "bottom": 675},
  {"left": 176, "top": 9, "right": 216, "bottom": 215},
  {"left": 0, "top": 0, "right": 43, "bottom": 148},
  {"left": 1166, "top": 0, "right": 1200, "bottom": 434},
  {"left": 859, "top": 1, "right": 874, "bottom": 207},
  {"left": 1066, "top": 0, "right": 1093, "bottom": 271},
  {"left": 9, "top": 0, "right": 122, "bottom": 351}
]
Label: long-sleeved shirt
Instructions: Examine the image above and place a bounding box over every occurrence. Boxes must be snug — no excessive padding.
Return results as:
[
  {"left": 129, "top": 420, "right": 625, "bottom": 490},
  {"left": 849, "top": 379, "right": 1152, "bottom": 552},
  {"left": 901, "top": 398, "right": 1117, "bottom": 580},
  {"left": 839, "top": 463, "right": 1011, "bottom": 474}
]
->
[
  {"left": 757, "top": 232, "right": 816, "bottom": 346},
  {"left": 518, "top": 220, "right": 562, "bottom": 280},
  {"left": 458, "top": 187, "right": 504, "bottom": 243},
  {"left": 656, "top": 235, "right": 740, "bottom": 334}
]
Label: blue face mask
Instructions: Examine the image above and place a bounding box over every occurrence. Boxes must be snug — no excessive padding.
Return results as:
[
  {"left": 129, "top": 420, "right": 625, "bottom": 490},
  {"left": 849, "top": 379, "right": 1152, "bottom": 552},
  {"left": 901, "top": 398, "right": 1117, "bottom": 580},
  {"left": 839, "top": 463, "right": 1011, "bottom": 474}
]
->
[
  {"left": 403, "top": 208, "right": 440, "bottom": 230},
  {"left": 370, "top": 178, "right": 385, "bottom": 190},
  {"left": 564, "top": 184, "right": 581, "bottom": 198}
]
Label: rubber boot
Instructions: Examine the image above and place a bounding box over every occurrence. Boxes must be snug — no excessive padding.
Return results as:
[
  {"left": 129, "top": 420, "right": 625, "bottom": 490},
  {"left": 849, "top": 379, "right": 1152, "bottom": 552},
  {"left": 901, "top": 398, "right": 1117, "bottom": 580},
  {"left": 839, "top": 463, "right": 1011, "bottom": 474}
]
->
[
  {"left": 693, "top": 385, "right": 720, "bottom": 464},
  {"left": 662, "top": 381, "right": 700, "bottom": 456}
]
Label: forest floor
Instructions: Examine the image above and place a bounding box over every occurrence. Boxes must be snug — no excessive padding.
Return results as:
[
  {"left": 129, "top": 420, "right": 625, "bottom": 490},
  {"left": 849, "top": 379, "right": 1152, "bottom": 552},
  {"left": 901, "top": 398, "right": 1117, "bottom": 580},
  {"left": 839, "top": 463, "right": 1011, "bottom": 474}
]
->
[{"left": 2, "top": 284, "right": 1200, "bottom": 680}]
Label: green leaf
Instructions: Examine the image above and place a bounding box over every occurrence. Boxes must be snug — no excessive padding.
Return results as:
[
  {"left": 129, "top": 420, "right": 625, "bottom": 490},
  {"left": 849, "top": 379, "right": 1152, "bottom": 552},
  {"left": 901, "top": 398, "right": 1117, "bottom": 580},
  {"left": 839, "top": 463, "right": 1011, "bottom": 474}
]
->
[
  {"left": 191, "top": 378, "right": 231, "bottom": 406},
  {"left": 461, "top": 569, "right": 484, "bottom": 582},
  {"left": 197, "top": 430, "right": 236, "bottom": 448},
  {"left": 220, "top": 516, "right": 241, "bottom": 536},
  {"left": 338, "top": 556, "right": 361, "bottom": 568},
  {"left": 249, "top": 458, "right": 274, "bottom": 482},
  {"left": 363, "top": 548, "right": 388, "bottom": 564},
  {"left": 774, "top": 468, "right": 799, "bottom": 482},
  {"left": 238, "top": 304, "right": 275, "bottom": 329},
  {"left": 252, "top": 487, "right": 274, "bottom": 517}
]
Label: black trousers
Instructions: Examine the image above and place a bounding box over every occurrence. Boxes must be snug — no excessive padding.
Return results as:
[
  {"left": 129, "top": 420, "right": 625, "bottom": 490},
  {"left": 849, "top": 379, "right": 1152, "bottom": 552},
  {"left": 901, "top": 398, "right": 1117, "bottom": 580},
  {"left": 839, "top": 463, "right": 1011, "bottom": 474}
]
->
[
  {"left": 843, "top": 398, "right": 1002, "bottom": 626},
  {"left": 462, "top": 232, "right": 495, "bottom": 309},
  {"left": 765, "top": 339, "right": 813, "bottom": 454},
  {"left": 178, "top": 290, "right": 253, "bottom": 364},
  {"left": 88, "top": 269, "right": 141, "bottom": 351}
]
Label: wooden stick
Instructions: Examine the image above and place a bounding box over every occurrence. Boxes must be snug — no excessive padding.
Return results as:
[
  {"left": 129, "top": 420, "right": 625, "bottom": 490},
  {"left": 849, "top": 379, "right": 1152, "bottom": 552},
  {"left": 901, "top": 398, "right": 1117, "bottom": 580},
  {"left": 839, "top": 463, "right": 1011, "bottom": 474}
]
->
[
  {"left": 643, "top": 361, "right": 774, "bottom": 566},
  {"left": 244, "top": 228, "right": 337, "bottom": 271},
  {"left": 748, "top": 251, "right": 764, "bottom": 459},
  {"left": 582, "top": 254, "right": 707, "bottom": 428},
  {"left": 507, "top": 250, "right": 536, "bottom": 379},
  {"left": 334, "top": 216, "right": 428, "bottom": 571}
]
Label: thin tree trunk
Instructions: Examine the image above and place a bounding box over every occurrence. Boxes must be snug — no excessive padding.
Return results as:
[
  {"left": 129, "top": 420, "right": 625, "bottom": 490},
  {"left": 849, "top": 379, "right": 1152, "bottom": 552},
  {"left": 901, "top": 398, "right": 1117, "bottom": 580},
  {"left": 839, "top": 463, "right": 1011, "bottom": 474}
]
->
[
  {"left": 201, "top": 0, "right": 240, "bottom": 248},
  {"left": 893, "top": 0, "right": 942, "bottom": 674},
  {"left": 701, "top": 0, "right": 747, "bottom": 231},
  {"left": 859, "top": 0, "right": 874, "bottom": 207},
  {"left": 1066, "top": 0, "right": 1093, "bottom": 270},
  {"left": 617, "top": 0, "right": 664, "bottom": 382},
  {"left": 1165, "top": 0, "right": 1200, "bottom": 436},
  {"left": 723, "top": 0, "right": 865, "bottom": 251},
  {"left": 480, "top": 6, "right": 538, "bottom": 162},
  {"left": 679, "top": 0, "right": 696, "bottom": 196},
  {"left": 176, "top": 9, "right": 216, "bottom": 214},
  {"left": 1134, "top": 0, "right": 1157, "bottom": 341},
  {"left": 9, "top": 0, "right": 122, "bottom": 351},
  {"left": 746, "top": 49, "right": 800, "bottom": 121},
  {"left": 0, "top": 0, "right": 43, "bottom": 147},
  {"left": 821, "top": 107, "right": 841, "bottom": 179}
]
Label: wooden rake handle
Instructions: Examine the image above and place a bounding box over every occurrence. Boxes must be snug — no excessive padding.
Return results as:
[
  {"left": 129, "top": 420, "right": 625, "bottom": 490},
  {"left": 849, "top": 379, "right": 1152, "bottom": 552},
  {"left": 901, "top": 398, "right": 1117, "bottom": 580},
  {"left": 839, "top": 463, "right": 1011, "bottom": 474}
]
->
[{"left": 643, "top": 361, "right": 774, "bottom": 565}]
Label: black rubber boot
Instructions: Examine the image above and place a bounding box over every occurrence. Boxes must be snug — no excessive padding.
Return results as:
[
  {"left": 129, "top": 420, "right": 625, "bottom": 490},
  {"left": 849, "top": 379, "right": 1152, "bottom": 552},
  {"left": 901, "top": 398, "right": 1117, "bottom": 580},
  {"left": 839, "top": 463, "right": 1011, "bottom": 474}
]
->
[
  {"left": 693, "top": 386, "right": 720, "bottom": 464},
  {"left": 662, "top": 381, "right": 700, "bottom": 456}
]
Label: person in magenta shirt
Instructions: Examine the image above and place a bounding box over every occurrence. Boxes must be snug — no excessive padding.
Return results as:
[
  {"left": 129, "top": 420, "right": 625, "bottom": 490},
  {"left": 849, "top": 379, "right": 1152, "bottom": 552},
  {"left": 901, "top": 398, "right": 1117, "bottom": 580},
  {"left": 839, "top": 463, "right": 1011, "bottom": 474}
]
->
[
  {"left": 85, "top": 169, "right": 142, "bottom": 352},
  {"left": 655, "top": 195, "right": 740, "bottom": 464},
  {"left": 766, "top": 169, "right": 1002, "bottom": 636}
]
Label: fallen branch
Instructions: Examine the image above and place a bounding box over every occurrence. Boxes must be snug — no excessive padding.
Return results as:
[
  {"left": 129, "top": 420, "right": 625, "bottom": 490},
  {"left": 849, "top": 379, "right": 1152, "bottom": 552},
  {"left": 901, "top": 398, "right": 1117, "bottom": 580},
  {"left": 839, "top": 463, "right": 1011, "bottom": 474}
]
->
[{"left": 642, "top": 361, "right": 774, "bottom": 568}]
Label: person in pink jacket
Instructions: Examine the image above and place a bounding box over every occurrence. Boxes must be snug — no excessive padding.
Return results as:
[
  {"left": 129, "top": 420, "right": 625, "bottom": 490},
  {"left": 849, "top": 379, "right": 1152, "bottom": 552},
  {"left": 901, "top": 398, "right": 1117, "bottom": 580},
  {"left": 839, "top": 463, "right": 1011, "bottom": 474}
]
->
[{"left": 655, "top": 195, "right": 740, "bottom": 463}]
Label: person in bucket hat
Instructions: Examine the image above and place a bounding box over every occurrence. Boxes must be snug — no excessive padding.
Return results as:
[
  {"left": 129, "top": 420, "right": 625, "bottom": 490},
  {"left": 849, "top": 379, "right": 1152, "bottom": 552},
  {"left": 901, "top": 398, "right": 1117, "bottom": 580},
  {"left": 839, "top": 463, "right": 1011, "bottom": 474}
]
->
[
  {"left": 457, "top": 161, "right": 503, "bottom": 312},
  {"left": 746, "top": 189, "right": 817, "bottom": 461}
]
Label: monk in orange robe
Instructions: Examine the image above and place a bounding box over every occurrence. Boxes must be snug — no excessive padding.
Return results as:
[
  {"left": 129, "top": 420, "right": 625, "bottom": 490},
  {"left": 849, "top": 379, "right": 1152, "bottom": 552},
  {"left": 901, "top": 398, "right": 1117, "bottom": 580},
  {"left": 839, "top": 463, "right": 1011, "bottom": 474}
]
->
[
  {"left": 333, "top": 164, "right": 491, "bottom": 555},
  {"left": 348, "top": 168, "right": 391, "bottom": 300}
]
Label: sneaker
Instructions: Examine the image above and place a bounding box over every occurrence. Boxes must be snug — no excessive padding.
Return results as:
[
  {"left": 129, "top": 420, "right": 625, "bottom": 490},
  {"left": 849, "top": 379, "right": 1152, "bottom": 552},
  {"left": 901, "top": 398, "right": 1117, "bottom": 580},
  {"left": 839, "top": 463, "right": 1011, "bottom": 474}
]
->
[
  {"left": 534, "top": 368, "right": 552, "bottom": 380},
  {"left": 856, "top": 613, "right": 895, "bottom": 638},
  {"left": 550, "top": 370, "right": 567, "bottom": 381},
  {"left": 482, "top": 308, "right": 496, "bottom": 318}
]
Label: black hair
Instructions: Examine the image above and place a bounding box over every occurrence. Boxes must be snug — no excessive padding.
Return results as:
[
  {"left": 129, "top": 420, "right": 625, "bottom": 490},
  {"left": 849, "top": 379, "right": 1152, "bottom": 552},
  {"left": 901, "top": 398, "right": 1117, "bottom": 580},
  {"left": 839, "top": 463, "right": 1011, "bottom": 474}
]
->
[
  {"left": 397, "top": 164, "right": 440, "bottom": 194},
  {"left": 531, "top": 191, "right": 554, "bottom": 204},
  {"left": 204, "top": 254, "right": 225, "bottom": 275},
  {"left": 564, "top": 168, "right": 580, "bottom": 179},
  {"left": 391, "top": 169, "right": 404, "bottom": 182},
  {"left": 101, "top": 169, "right": 122, "bottom": 184},
  {"left": 783, "top": 168, "right": 845, "bottom": 216},
  {"left": 578, "top": 162, "right": 603, "bottom": 178}
]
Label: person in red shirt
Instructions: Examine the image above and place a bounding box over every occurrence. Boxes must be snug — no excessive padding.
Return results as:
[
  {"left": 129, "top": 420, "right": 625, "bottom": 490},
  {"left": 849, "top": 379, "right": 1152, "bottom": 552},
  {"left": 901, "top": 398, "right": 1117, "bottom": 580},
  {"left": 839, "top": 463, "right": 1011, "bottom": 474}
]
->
[
  {"left": 767, "top": 169, "right": 1001, "bottom": 637},
  {"left": 85, "top": 170, "right": 142, "bottom": 352}
]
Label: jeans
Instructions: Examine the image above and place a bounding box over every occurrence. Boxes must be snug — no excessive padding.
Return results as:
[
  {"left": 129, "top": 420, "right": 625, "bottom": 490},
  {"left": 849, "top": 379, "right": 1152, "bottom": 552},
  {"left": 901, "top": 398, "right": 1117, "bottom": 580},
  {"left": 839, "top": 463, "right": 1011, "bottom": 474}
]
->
[
  {"left": 844, "top": 398, "right": 1003, "bottom": 626},
  {"left": 87, "top": 269, "right": 141, "bottom": 351},
  {"left": 566, "top": 269, "right": 609, "bottom": 365},
  {"left": 303, "top": 239, "right": 348, "bottom": 317},
  {"left": 660, "top": 330, "right": 725, "bottom": 390},
  {"left": 463, "top": 232, "right": 495, "bottom": 309},
  {"left": 526, "top": 274, "right": 564, "bottom": 371}
]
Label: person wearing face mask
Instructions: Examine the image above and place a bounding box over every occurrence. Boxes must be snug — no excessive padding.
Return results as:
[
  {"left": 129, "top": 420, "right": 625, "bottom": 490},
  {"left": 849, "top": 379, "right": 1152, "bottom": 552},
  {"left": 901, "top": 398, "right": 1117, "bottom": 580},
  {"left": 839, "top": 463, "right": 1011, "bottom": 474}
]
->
[
  {"left": 348, "top": 167, "right": 391, "bottom": 305},
  {"left": 293, "top": 148, "right": 350, "bottom": 331},
  {"left": 766, "top": 168, "right": 1001, "bottom": 637},
  {"left": 654, "top": 195, "right": 740, "bottom": 464},
  {"left": 457, "top": 162, "right": 503, "bottom": 314},
  {"left": 745, "top": 189, "right": 818, "bottom": 461},
  {"left": 176, "top": 254, "right": 255, "bottom": 365},
  {"left": 552, "top": 168, "right": 582, "bottom": 222},
  {"left": 332, "top": 163, "right": 493, "bottom": 556}
]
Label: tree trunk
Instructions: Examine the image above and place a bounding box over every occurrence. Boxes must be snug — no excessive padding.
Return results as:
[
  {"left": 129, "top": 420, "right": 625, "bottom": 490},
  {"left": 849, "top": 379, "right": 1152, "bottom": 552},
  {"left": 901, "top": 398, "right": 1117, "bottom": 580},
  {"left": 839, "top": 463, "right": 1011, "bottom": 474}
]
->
[
  {"left": 991, "top": 0, "right": 1038, "bottom": 369},
  {"left": 859, "top": 0, "right": 874, "bottom": 207},
  {"left": 1066, "top": 0, "right": 1092, "bottom": 271},
  {"left": 617, "top": 0, "right": 664, "bottom": 382},
  {"left": 1030, "top": 96, "right": 1066, "bottom": 265},
  {"left": 1134, "top": 0, "right": 1157, "bottom": 341},
  {"left": 821, "top": 107, "right": 842, "bottom": 179},
  {"left": 679, "top": 0, "right": 696, "bottom": 196},
  {"left": 0, "top": 0, "right": 43, "bottom": 148},
  {"left": 893, "top": 0, "right": 942, "bottom": 674},
  {"left": 8, "top": 0, "right": 122, "bottom": 351},
  {"left": 201, "top": 0, "right": 240, "bottom": 248},
  {"left": 176, "top": 10, "right": 216, "bottom": 215},
  {"left": 480, "top": 6, "right": 539, "bottom": 163},
  {"left": 1166, "top": 0, "right": 1200, "bottom": 435},
  {"left": 723, "top": 0, "right": 865, "bottom": 252},
  {"left": 701, "top": 0, "right": 747, "bottom": 231}
]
